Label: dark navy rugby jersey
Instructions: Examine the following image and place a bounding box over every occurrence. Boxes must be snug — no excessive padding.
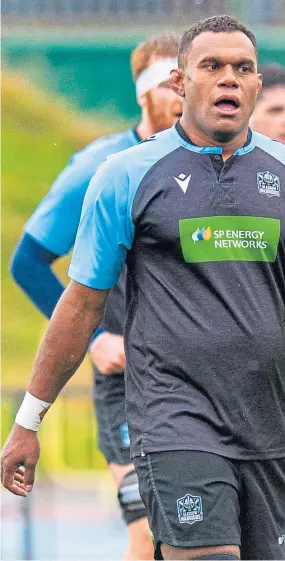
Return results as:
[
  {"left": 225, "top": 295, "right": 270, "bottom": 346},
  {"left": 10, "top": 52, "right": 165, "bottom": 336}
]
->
[
  {"left": 69, "top": 124, "right": 285, "bottom": 460},
  {"left": 25, "top": 127, "right": 139, "bottom": 335}
]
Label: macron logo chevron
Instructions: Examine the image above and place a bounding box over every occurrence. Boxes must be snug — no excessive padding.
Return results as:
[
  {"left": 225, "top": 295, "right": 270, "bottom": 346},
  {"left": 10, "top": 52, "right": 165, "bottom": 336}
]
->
[{"left": 174, "top": 173, "right": 191, "bottom": 193}]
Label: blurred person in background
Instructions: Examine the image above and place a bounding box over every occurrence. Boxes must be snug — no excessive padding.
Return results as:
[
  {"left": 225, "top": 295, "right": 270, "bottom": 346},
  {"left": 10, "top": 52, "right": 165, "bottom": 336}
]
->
[
  {"left": 9, "top": 32, "right": 182, "bottom": 561},
  {"left": 250, "top": 64, "right": 285, "bottom": 142}
]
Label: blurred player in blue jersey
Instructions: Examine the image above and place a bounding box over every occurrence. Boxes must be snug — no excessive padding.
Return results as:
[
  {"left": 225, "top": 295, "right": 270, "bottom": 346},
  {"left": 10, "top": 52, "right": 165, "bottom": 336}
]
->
[
  {"left": 4, "top": 15, "right": 285, "bottom": 561},
  {"left": 9, "top": 33, "right": 182, "bottom": 560},
  {"left": 250, "top": 64, "right": 285, "bottom": 143}
]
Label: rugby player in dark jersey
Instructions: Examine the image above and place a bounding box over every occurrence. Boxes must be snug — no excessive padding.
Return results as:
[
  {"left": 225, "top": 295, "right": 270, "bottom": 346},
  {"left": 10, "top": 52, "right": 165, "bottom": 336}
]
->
[{"left": 2, "top": 15, "right": 285, "bottom": 561}]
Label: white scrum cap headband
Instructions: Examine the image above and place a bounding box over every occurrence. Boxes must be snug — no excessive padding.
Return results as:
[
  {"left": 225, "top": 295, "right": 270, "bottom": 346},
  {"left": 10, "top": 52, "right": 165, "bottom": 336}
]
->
[{"left": 136, "top": 57, "right": 178, "bottom": 97}]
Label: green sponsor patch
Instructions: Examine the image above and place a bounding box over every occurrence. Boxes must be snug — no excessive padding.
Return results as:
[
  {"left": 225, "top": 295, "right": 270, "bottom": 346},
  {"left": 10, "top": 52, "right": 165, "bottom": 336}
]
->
[{"left": 179, "top": 216, "right": 280, "bottom": 263}]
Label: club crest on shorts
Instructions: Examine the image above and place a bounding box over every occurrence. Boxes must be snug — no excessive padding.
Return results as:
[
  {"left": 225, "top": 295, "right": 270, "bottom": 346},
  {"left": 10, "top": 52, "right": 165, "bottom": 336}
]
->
[
  {"left": 257, "top": 171, "right": 280, "bottom": 198},
  {"left": 177, "top": 493, "right": 203, "bottom": 525}
]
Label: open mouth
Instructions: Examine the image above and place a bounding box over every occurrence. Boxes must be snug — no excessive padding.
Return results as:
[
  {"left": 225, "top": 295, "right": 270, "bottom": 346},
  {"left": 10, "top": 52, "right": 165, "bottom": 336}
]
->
[{"left": 215, "top": 97, "right": 240, "bottom": 112}]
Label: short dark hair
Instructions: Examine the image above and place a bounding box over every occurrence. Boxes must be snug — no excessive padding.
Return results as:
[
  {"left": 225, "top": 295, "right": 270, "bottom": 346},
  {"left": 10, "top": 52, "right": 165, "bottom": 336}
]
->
[
  {"left": 258, "top": 63, "right": 285, "bottom": 92},
  {"left": 178, "top": 15, "right": 257, "bottom": 68}
]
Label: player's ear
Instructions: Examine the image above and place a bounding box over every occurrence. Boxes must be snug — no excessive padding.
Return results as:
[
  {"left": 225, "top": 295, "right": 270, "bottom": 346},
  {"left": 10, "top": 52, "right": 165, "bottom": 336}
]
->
[
  {"left": 136, "top": 93, "right": 148, "bottom": 108},
  {"left": 256, "top": 73, "right": 263, "bottom": 98},
  {"left": 169, "top": 68, "right": 185, "bottom": 98}
]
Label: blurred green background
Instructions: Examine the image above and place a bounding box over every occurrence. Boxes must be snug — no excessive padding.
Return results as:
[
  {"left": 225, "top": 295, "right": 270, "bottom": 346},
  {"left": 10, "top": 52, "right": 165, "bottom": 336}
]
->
[
  {"left": 3, "top": 28, "right": 285, "bottom": 121},
  {"left": 2, "top": 71, "right": 124, "bottom": 470}
]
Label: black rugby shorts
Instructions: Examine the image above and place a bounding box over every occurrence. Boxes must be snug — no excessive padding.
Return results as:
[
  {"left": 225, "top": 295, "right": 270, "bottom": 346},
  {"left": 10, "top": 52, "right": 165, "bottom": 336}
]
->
[{"left": 134, "top": 450, "right": 285, "bottom": 560}]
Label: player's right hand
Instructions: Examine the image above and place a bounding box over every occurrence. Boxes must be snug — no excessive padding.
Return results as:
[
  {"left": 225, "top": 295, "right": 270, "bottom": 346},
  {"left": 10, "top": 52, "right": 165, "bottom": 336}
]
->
[
  {"left": 90, "top": 332, "right": 126, "bottom": 375},
  {"left": 1, "top": 423, "right": 40, "bottom": 497}
]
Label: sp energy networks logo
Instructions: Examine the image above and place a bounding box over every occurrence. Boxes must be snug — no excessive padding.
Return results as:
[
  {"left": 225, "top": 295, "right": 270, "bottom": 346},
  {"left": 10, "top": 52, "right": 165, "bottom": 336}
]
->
[
  {"left": 177, "top": 493, "right": 203, "bottom": 525},
  {"left": 179, "top": 216, "right": 280, "bottom": 263},
  {"left": 192, "top": 226, "right": 212, "bottom": 242}
]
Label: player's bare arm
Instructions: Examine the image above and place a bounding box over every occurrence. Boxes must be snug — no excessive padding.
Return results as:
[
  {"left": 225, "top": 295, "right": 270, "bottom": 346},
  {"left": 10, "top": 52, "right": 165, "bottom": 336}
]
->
[
  {"left": 1, "top": 281, "right": 109, "bottom": 497},
  {"left": 27, "top": 281, "right": 108, "bottom": 401}
]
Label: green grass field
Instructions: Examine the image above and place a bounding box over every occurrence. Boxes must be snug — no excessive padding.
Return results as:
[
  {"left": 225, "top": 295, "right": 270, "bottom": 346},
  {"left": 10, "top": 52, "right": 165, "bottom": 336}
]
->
[
  {"left": 2, "top": 72, "right": 120, "bottom": 383},
  {"left": 2, "top": 72, "right": 128, "bottom": 470}
]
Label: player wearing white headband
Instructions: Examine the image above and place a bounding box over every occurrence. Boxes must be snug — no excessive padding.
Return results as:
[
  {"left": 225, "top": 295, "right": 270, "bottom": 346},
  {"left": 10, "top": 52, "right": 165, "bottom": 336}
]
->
[
  {"left": 133, "top": 39, "right": 182, "bottom": 138},
  {"left": 136, "top": 57, "right": 178, "bottom": 96},
  {"left": 7, "top": 33, "right": 182, "bottom": 560}
]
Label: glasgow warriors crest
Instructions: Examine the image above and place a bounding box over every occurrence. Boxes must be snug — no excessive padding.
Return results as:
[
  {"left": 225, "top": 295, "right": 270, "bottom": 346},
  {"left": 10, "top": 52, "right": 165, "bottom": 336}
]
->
[
  {"left": 177, "top": 493, "right": 203, "bottom": 525},
  {"left": 257, "top": 171, "right": 280, "bottom": 198}
]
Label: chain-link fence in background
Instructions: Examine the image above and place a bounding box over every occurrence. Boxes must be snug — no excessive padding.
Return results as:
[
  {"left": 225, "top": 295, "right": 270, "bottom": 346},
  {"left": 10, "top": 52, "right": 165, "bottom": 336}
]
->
[{"left": 2, "top": 0, "right": 285, "bottom": 24}]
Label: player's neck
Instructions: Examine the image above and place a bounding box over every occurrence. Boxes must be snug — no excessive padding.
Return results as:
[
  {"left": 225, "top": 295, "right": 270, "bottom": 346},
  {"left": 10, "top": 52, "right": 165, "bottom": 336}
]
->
[
  {"left": 136, "top": 114, "right": 159, "bottom": 140},
  {"left": 180, "top": 116, "right": 249, "bottom": 161}
]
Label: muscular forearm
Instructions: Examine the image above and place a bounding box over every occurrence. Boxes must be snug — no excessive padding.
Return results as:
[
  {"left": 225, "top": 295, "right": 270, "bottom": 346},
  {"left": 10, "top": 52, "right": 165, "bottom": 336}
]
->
[
  {"left": 27, "top": 281, "right": 109, "bottom": 402},
  {"left": 0, "top": 282, "right": 109, "bottom": 497}
]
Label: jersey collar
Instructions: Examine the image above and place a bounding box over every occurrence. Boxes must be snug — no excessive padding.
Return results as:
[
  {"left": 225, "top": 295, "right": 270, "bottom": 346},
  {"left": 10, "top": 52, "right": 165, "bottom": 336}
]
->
[
  {"left": 174, "top": 121, "right": 255, "bottom": 156},
  {"left": 131, "top": 126, "right": 143, "bottom": 144}
]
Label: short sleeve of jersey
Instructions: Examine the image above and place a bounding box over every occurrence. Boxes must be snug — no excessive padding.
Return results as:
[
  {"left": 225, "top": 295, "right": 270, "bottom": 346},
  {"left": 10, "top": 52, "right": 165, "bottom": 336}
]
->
[
  {"left": 24, "top": 126, "right": 138, "bottom": 256},
  {"left": 68, "top": 155, "right": 134, "bottom": 290}
]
